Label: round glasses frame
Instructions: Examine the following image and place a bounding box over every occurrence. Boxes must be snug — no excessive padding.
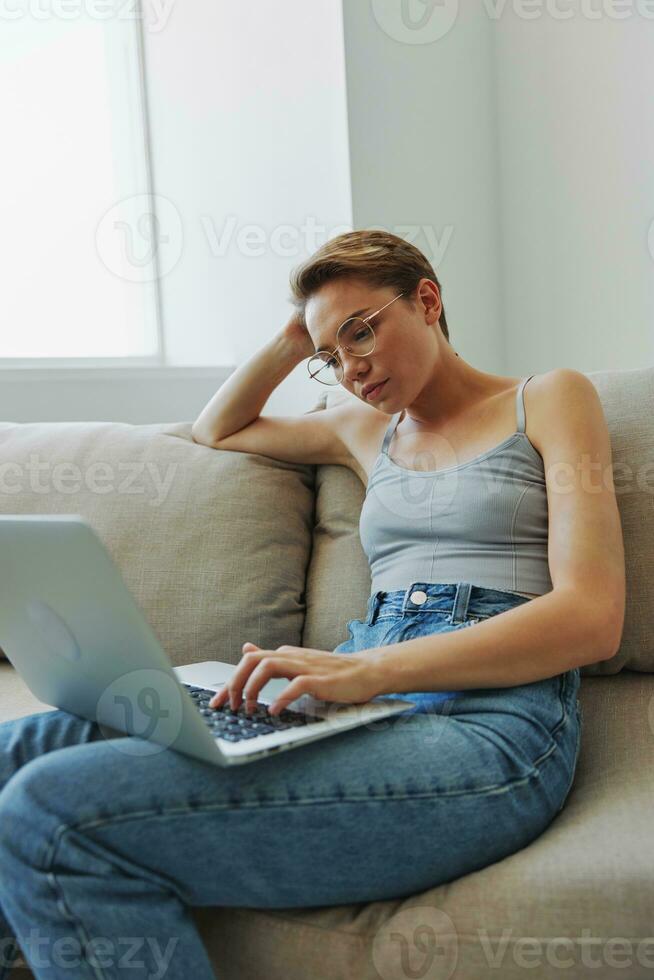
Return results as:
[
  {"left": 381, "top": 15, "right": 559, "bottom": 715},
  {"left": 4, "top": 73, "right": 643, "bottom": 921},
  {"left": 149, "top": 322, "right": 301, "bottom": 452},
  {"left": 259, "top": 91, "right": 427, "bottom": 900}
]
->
[{"left": 306, "top": 291, "right": 406, "bottom": 385}]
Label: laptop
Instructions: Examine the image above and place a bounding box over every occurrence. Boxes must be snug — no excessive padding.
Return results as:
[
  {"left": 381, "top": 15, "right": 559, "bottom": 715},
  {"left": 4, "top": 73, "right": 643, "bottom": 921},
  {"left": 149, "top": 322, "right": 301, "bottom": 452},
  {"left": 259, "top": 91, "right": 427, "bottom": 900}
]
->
[{"left": 0, "top": 516, "right": 415, "bottom": 767}]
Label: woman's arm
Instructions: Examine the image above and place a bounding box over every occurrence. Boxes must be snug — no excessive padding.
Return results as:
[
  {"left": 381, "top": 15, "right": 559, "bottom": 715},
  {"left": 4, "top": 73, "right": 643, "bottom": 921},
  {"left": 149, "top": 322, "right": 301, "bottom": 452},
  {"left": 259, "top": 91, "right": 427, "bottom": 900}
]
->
[
  {"left": 361, "top": 587, "right": 617, "bottom": 693},
  {"left": 191, "top": 315, "right": 313, "bottom": 445}
]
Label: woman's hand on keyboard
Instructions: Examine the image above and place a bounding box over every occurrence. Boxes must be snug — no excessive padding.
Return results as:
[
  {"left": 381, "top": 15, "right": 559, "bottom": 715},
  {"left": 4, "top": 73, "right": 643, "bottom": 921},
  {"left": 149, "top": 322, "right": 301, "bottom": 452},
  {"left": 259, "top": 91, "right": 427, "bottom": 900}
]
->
[{"left": 208, "top": 643, "right": 379, "bottom": 716}]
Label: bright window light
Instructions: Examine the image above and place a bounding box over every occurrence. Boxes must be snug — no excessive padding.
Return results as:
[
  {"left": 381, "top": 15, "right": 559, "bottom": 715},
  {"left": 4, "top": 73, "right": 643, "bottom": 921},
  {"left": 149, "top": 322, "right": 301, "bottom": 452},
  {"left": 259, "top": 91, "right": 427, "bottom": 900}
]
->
[{"left": 0, "top": 9, "right": 160, "bottom": 360}]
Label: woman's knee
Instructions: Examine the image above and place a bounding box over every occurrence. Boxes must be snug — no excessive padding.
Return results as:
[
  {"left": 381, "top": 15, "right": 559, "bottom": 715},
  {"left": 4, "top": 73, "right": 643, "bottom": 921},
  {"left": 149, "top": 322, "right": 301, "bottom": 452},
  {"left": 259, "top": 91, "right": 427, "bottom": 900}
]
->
[{"left": 0, "top": 735, "right": 112, "bottom": 845}]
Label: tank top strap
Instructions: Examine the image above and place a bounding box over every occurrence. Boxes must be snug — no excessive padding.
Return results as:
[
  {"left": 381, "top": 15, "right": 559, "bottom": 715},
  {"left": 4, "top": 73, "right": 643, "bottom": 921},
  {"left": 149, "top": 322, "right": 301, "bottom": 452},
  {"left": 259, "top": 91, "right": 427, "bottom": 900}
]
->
[
  {"left": 380, "top": 382, "right": 534, "bottom": 455},
  {"left": 516, "top": 375, "right": 535, "bottom": 434},
  {"left": 381, "top": 411, "right": 404, "bottom": 456}
]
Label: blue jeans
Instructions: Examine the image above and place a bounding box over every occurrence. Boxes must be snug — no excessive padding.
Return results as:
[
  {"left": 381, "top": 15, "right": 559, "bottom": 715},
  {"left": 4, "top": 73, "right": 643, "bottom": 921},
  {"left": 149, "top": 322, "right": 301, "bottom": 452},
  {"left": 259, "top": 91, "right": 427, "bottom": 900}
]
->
[{"left": 0, "top": 582, "right": 582, "bottom": 980}]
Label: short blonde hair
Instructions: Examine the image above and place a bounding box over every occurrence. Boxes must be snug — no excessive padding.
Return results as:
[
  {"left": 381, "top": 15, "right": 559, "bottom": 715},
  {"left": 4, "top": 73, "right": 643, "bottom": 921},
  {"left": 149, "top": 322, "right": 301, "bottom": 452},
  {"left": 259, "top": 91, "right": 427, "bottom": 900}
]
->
[{"left": 288, "top": 228, "right": 450, "bottom": 343}]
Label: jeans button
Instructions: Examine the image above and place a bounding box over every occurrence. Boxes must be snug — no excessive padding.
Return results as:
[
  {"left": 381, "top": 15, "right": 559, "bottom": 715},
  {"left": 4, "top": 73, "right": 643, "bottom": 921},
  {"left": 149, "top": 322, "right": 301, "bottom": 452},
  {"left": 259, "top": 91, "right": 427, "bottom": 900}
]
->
[{"left": 410, "top": 590, "right": 427, "bottom": 605}]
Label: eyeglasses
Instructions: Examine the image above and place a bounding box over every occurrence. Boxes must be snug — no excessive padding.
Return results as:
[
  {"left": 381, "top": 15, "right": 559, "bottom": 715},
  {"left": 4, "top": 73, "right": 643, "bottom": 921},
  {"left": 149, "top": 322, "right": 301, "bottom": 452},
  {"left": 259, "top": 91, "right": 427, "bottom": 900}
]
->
[{"left": 307, "top": 292, "right": 405, "bottom": 386}]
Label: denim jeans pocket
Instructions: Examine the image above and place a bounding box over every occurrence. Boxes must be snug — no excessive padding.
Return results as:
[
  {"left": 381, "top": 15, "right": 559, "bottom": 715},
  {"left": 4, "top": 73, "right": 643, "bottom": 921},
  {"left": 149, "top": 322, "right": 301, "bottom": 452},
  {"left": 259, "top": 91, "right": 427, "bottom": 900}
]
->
[
  {"left": 374, "top": 617, "right": 415, "bottom": 647},
  {"left": 344, "top": 618, "right": 363, "bottom": 642},
  {"left": 340, "top": 615, "right": 408, "bottom": 652}
]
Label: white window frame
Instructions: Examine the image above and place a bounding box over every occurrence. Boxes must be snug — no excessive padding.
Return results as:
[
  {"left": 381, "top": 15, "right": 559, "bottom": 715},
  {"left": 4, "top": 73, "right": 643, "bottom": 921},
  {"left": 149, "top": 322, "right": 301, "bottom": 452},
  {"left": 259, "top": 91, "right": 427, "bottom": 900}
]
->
[{"left": 1, "top": 1, "right": 164, "bottom": 371}]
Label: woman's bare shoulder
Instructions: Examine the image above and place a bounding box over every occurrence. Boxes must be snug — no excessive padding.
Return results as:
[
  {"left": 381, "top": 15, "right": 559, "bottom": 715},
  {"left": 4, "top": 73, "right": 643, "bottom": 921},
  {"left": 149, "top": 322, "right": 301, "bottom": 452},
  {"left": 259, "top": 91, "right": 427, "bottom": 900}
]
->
[{"left": 320, "top": 392, "right": 393, "bottom": 484}]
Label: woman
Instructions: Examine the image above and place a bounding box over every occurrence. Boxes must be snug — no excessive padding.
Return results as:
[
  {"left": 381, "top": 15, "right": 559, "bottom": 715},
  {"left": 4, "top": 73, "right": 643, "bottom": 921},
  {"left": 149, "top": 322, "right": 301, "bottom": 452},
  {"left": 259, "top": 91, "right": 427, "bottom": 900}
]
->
[{"left": 0, "top": 230, "right": 625, "bottom": 979}]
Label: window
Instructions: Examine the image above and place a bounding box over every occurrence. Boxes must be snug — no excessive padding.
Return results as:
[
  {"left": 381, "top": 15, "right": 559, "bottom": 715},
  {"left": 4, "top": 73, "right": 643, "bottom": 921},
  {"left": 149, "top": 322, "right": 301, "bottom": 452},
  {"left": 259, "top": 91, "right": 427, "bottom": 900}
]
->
[{"left": 0, "top": 5, "right": 161, "bottom": 362}]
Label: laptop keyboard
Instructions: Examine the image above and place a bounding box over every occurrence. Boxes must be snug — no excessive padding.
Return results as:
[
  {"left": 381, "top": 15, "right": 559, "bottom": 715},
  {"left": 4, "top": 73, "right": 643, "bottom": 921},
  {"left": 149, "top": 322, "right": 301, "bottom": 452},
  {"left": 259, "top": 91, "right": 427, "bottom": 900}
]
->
[{"left": 182, "top": 684, "right": 326, "bottom": 743}]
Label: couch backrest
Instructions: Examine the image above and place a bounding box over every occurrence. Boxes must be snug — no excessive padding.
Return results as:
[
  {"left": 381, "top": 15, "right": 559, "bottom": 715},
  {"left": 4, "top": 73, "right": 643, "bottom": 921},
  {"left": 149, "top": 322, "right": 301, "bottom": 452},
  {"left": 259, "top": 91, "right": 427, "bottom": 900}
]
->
[
  {"left": 585, "top": 367, "right": 654, "bottom": 674},
  {"left": 0, "top": 421, "right": 315, "bottom": 667},
  {"left": 301, "top": 367, "right": 654, "bottom": 676},
  {"left": 1, "top": 364, "right": 650, "bottom": 678}
]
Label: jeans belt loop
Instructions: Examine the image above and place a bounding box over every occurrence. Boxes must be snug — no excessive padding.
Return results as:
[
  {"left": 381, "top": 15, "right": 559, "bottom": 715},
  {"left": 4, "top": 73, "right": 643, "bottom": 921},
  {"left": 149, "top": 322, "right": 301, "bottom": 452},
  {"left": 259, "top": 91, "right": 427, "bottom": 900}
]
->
[{"left": 451, "top": 582, "right": 472, "bottom": 624}]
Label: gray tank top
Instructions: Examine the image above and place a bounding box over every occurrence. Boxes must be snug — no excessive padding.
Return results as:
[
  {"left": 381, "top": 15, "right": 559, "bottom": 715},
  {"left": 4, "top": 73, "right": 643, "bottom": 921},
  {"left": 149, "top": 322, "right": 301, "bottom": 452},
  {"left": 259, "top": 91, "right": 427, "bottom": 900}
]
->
[{"left": 358, "top": 375, "right": 553, "bottom": 598}]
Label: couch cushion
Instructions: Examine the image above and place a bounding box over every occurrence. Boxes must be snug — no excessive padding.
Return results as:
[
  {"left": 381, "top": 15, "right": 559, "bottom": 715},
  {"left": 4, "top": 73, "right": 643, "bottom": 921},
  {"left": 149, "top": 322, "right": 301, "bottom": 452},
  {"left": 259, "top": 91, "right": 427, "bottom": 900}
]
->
[
  {"left": 583, "top": 367, "right": 654, "bottom": 674},
  {"left": 302, "top": 460, "right": 373, "bottom": 653},
  {"left": 0, "top": 422, "right": 314, "bottom": 667},
  {"left": 302, "top": 368, "right": 654, "bottom": 676},
  {"left": 0, "top": 661, "right": 51, "bottom": 719},
  {"left": 301, "top": 388, "right": 372, "bottom": 653}
]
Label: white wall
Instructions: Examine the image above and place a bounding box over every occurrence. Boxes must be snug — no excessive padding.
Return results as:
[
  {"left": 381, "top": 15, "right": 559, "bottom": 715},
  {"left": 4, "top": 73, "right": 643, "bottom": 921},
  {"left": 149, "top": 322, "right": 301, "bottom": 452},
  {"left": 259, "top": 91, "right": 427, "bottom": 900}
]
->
[
  {"left": 494, "top": 8, "right": 654, "bottom": 374},
  {"left": 117, "top": 3, "right": 654, "bottom": 423},
  {"left": 341, "top": 2, "right": 506, "bottom": 374},
  {"left": 10, "top": 2, "right": 651, "bottom": 423},
  {"left": 142, "top": 0, "right": 353, "bottom": 417},
  {"left": 0, "top": 366, "right": 230, "bottom": 425},
  {"left": 342, "top": 2, "right": 654, "bottom": 380}
]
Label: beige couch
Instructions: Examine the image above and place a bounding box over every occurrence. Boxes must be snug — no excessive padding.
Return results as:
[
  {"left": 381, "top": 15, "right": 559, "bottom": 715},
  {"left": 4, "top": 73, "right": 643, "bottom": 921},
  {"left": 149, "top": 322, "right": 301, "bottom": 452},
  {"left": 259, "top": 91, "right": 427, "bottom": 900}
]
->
[{"left": 1, "top": 366, "right": 653, "bottom": 980}]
